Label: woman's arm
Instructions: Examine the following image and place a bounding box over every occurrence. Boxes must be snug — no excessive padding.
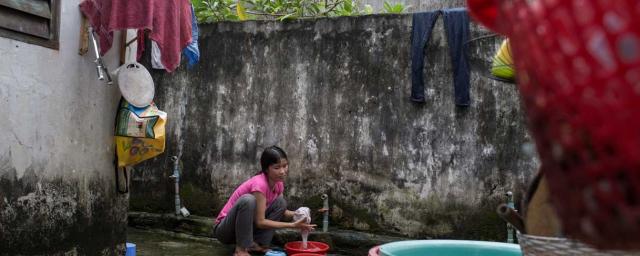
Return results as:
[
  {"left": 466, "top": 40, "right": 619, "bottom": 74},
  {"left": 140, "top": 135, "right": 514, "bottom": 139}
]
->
[
  {"left": 253, "top": 192, "right": 294, "bottom": 229},
  {"left": 253, "top": 192, "right": 315, "bottom": 230},
  {"left": 284, "top": 210, "right": 295, "bottom": 220}
]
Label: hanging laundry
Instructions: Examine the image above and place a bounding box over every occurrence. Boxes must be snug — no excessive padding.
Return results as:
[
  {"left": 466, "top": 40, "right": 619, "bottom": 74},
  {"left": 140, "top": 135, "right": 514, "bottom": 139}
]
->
[
  {"left": 79, "top": 0, "right": 152, "bottom": 56},
  {"left": 442, "top": 8, "right": 471, "bottom": 106},
  {"left": 151, "top": 41, "right": 168, "bottom": 70},
  {"left": 136, "top": 0, "right": 192, "bottom": 72},
  {"left": 183, "top": 4, "right": 200, "bottom": 68},
  {"left": 410, "top": 11, "right": 441, "bottom": 103},
  {"left": 79, "top": 0, "right": 192, "bottom": 73},
  {"left": 410, "top": 9, "right": 471, "bottom": 106},
  {"left": 151, "top": 5, "right": 197, "bottom": 70}
]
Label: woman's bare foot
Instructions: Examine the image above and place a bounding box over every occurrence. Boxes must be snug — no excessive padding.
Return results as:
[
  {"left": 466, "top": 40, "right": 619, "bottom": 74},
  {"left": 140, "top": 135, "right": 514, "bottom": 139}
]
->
[
  {"left": 248, "top": 242, "right": 270, "bottom": 253},
  {"left": 233, "top": 246, "right": 251, "bottom": 256}
]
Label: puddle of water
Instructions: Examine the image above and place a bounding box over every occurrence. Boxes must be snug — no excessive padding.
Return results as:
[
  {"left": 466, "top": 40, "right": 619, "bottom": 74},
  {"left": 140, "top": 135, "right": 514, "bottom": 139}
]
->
[{"left": 127, "top": 228, "right": 231, "bottom": 256}]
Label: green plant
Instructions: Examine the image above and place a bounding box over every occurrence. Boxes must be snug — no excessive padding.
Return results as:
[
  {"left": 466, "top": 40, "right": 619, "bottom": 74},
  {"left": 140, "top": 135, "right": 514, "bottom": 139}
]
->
[
  {"left": 243, "top": 0, "right": 319, "bottom": 20},
  {"left": 192, "top": 0, "right": 239, "bottom": 23},
  {"left": 331, "top": 0, "right": 372, "bottom": 17},
  {"left": 191, "top": 0, "right": 406, "bottom": 23},
  {"left": 243, "top": 0, "right": 365, "bottom": 20},
  {"left": 363, "top": 4, "right": 373, "bottom": 15},
  {"left": 382, "top": 1, "right": 408, "bottom": 14},
  {"left": 329, "top": 0, "right": 351, "bottom": 16}
]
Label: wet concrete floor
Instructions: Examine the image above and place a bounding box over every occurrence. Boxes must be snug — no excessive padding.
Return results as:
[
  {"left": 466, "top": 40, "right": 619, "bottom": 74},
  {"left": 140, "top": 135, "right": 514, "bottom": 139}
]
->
[
  {"left": 127, "top": 228, "right": 232, "bottom": 255},
  {"left": 127, "top": 227, "right": 356, "bottom": 255}
]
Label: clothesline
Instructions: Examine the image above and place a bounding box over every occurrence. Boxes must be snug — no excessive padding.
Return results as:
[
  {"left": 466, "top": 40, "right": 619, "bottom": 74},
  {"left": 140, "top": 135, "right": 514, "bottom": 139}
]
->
[{"left": 125, "top": 36, "right": 138, "bottom": 47}]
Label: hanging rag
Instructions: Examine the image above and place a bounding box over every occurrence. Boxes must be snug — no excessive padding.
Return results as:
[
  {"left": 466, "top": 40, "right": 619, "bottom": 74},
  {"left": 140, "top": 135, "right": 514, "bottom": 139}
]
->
[
  {"left": 136, "top": 0, "right": 192, "bottom": 72},
  {"left": 151, "top": 41, "right": 167, "bottom": 69},
  {"left": 151, "top": 4, "right": 198, "bottom": 70},
  {"left": 442, "top": 8, "right": 471, "bottom": 106},
  {"left": 183, "top": 4, "right": 200, "bottom": 68},
  {"left": 79, "top": 0, "right": 192, "bottom": 73},
  {"left": 410, "top": 11, "right": 441, "bottom": 103}
]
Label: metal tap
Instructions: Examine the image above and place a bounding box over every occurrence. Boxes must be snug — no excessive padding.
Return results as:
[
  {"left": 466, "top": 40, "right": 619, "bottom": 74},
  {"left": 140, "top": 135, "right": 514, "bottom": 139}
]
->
[
  {"left": 506, "top": 191, "right": 515, "bottom": 243},
  {"left": 321, "top": 194, "right": 329, "bottom": 232},
  {"left": 88, "top": 26, "right": 112, "bottom": 85}
]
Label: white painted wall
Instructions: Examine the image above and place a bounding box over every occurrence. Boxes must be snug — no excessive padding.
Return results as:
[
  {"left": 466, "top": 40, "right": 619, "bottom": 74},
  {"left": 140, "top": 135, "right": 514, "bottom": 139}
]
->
[
  {"left": 0, "top": 1, "right": 129, "bottom": 254},
  {"left": 0, "top": 0, "right": 121, "bottom": 182}
]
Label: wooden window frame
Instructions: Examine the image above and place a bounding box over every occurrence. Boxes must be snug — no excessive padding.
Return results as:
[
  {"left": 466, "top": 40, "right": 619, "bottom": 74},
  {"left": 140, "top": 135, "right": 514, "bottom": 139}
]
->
[{"left": 0, "top": 0, "right": 60, "bottom": 50}]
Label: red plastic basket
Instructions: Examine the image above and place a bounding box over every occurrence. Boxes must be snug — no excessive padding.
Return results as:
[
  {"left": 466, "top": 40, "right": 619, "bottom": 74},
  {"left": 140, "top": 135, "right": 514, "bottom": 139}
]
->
[{"left": 469, "top": 0, "right": 640, "bottom": 250}]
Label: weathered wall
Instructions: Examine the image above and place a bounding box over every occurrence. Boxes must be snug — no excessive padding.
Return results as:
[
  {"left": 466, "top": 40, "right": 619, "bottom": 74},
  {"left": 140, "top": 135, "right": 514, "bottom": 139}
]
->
[
  {"left": 0, "top": 1, "right": 128, "bottom": 255},
  {"left": 132, "top": 14, "right": 538, "bottom": 240}
]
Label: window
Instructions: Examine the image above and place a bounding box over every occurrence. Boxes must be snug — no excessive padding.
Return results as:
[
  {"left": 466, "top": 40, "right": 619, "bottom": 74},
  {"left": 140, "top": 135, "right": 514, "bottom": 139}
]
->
[{"left": 0, "top": 0, "right": 60, "bottom": 49}]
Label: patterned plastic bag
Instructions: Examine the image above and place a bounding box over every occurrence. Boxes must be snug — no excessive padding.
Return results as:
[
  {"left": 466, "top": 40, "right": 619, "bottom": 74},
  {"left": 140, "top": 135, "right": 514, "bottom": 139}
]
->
[{"left": 115, "top": 99, "right": 166, "bottom": 167}]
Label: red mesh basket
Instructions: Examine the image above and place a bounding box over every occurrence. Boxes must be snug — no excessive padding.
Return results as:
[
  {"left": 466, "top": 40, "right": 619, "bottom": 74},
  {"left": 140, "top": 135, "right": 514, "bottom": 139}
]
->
[{"left": 468, "top": 0, "right": 640, "bottom": 250}]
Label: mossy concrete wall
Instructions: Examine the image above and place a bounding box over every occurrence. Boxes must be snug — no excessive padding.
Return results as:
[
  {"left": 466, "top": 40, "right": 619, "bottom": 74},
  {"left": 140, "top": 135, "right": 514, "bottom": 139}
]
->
[
  {"left": 132, "top": 14, "right": 538, "bottom": 240},
  {"left": 0, "top": 0, "right": 128, "bottom": 254}
]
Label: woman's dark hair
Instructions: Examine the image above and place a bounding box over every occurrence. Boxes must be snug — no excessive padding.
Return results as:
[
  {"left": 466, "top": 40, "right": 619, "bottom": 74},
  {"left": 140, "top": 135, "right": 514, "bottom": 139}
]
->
[{"left": 260, "top": 145, "right": 288, "bottom": 173}]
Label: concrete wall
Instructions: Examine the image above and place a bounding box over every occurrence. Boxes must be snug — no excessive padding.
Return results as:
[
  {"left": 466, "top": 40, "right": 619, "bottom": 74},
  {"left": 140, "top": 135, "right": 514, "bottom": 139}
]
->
[
  {"left": 0, "top": 1, "right": 128, "bottom": 255},
  {"left": 131, "top": 14, "right": 538, "bottom": 240}
]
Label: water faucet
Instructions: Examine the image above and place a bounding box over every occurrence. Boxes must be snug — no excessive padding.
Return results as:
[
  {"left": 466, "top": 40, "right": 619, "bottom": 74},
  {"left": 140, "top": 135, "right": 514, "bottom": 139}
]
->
[
  {"left": 321, "top": 194, "right": 329, "bottom": 232},
  {"left": 170, "top": 156, "right": 179, "bottom": 178},
  {"left": 506, "top": 191, "right": 515, "bottom": 243},
  {"left": 88, "top": 26, "right": 112, "bottom": 85},
  {"left": 169, "top": 156, "right": 189, "bottom": 217}
]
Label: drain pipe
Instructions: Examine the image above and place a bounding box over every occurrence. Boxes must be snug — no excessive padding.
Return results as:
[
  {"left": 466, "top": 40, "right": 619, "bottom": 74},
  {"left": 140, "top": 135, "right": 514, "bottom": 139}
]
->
[
  {"left": 321, "top": 194, "right": 329, "bottom": 232},
  {"left": 169, "top": 156, "right": 190, "bottom": 217},
  {"left": 506, "top": 191, "right": 515, "bottom": 243}
]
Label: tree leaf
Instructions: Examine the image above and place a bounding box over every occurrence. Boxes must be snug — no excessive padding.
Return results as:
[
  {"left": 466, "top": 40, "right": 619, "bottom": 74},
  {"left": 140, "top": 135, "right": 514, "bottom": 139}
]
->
[
  {"left": 237, "top": 0, "right": 248, "bottom": 20},
  {"left": 364, "top": 4, "right": 373, "bottom": 14}
]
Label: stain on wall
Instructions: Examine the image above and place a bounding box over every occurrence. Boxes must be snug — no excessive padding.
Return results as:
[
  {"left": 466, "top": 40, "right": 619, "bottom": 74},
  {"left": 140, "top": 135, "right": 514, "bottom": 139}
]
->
[
  {"left": 132, "top": 14, "right": 538, "bottom": 240},
  {"left": 0, "top": 0, "right": 128, "bottom": 254}
]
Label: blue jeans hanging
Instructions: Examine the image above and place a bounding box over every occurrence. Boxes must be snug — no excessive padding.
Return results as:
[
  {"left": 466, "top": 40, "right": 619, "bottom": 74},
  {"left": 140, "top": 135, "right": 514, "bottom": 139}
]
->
[
  {"left": 410, "top": 11, "right": 441, "bottom": 103},
  {"left": 442, "top": 8, "right": 471, "bottom": 106}
]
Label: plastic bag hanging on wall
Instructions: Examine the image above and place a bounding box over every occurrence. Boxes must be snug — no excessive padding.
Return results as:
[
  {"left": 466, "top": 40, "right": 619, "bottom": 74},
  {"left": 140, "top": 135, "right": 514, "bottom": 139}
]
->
[
  {"left": 115, "top": 99, "right": 166, "bottom": 167},
  {"left": 490, "top": 39, "right": 515, "bottom": 83}
]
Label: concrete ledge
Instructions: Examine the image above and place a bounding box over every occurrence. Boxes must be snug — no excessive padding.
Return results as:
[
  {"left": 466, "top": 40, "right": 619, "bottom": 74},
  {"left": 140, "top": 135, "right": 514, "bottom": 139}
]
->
[
  {"left": 129, "top": 211, "right": 407, "bottom": 254},
  {"left": 129, "top": 211, "right": 215, "bottom": 238}
]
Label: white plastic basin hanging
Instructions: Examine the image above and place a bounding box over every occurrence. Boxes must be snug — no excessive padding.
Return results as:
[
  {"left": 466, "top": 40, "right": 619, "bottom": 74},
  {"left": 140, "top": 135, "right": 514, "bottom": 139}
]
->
[{"left": 117, "top": 62, "right": 155, "bottom": 108}]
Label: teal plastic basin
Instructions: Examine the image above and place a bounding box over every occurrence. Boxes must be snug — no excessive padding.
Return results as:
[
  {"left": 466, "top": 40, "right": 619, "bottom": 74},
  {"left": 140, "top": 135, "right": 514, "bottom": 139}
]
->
[{"left": 379, "top": 240, "right": 522, "bottom": 256}]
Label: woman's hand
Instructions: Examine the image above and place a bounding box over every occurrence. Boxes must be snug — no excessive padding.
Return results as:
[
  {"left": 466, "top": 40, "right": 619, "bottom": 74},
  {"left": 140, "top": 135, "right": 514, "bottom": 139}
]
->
[{"left": 292, "top": 218, "right": 316, "bottom": 231}]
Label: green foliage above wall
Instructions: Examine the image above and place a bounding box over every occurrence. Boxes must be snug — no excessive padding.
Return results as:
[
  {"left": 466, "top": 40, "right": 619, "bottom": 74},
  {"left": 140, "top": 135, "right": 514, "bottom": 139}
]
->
[{"left": 192, "top": 0, "right": 407, "bottom": 22}]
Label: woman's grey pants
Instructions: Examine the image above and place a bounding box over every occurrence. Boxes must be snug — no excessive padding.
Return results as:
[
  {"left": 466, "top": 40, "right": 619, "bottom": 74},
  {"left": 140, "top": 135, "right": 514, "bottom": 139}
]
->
[{"left": 213, "top": 194, "right": 286, "bottom": 248}]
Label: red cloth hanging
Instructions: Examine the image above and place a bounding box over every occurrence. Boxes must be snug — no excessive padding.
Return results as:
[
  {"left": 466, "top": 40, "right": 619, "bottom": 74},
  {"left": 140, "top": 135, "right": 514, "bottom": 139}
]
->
[{"left": 80, "top": 0, "right": 192, "bottom": 72}]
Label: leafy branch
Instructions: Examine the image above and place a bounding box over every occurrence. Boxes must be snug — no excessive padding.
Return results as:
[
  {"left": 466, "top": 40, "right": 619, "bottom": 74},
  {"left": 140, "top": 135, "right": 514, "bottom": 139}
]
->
[{"left": 192, "top": 0, "right": 407, "bottom": 23}]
